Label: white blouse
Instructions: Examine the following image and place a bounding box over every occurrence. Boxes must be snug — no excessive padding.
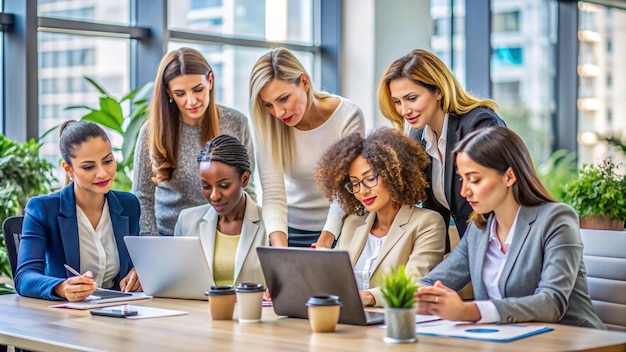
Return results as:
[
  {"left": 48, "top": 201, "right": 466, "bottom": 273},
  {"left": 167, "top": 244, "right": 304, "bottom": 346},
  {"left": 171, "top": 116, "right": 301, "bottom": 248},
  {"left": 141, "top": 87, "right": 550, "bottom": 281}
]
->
[
  {"left": 353, "top": 233, "right": 386, "bottom": 291},
  {"left": 76, "top": 199, "right": 120, "bottom": 288}
]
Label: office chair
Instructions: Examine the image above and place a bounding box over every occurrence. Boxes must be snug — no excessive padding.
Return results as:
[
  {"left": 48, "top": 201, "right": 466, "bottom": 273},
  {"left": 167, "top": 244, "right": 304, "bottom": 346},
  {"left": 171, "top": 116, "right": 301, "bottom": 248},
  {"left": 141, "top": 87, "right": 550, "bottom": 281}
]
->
[
  {"left": 2, "top": 215, "right": 24, "bottom": 278},
  {"left": 1, "top": 215, "right": 25, "bottom": 352},
  {"left": 580, "top": 229, "right": 626, "bottom": 331}
]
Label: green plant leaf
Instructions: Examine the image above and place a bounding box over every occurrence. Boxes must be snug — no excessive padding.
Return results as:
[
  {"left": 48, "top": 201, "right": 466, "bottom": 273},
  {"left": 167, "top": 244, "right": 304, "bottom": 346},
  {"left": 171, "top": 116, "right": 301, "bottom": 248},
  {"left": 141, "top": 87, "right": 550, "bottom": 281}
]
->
[
  {"left": 380, "top": 265, "right": 417, "bottom": 308},
  {"left": 82, "top": 110, "right": 124, "bottom": 135},
  {"left": 65, "top": 105, "right": 95, "bottom": 111},
  {"left": 84, "top": 76, "right": 110, "bottom": 96},
  {"left": 99, "top": 96, "right": 124, "bottom": 127}
]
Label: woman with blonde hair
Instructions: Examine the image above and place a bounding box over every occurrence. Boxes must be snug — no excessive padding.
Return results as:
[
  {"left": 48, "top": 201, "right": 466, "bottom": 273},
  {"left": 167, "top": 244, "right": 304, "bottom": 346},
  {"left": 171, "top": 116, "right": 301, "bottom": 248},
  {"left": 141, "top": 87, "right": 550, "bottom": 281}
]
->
[
  {"left": 378, "top": 49, "right": 505, "bottom": 250},
  {"left": 249, "top": 47, "right": 365, "bottom": 247},
  {"left": 133, "top": 47, "right": 256, "bottom": 236}
]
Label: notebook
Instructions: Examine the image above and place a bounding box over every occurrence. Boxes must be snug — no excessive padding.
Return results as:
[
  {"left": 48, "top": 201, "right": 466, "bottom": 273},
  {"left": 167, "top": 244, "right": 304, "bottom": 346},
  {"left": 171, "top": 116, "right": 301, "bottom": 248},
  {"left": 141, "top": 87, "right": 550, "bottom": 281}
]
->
[
  {"left": 124, "top": 236, "right": 212, "bottom": 300},
  {"left": 257, "top": 246, "right": 384, "bottom": 326}
]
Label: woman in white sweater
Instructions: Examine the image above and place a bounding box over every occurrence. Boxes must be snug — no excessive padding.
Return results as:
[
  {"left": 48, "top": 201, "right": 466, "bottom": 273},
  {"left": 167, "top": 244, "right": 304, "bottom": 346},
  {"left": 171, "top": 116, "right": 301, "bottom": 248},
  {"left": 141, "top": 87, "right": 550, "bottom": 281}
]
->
[{"left": 249, "top": 47, "right": 365, "bottom": 248}]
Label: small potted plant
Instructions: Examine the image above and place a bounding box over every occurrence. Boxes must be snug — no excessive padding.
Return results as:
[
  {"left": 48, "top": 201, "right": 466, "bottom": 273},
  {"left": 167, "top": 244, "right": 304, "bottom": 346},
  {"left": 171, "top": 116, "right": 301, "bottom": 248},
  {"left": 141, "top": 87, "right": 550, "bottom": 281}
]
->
[
  {"left": 561, "top": 159, "right": 626, "bottom": 230},
  {"left": 381, "top": 265, "right": 418, "bottom": 343}
]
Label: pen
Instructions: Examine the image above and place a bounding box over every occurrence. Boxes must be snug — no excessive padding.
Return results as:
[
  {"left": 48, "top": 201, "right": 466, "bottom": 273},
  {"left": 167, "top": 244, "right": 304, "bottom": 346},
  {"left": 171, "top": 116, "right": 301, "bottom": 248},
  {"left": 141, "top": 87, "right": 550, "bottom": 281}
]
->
[{"left": 63, "top": 264, "right": 117, "bottom": 293}]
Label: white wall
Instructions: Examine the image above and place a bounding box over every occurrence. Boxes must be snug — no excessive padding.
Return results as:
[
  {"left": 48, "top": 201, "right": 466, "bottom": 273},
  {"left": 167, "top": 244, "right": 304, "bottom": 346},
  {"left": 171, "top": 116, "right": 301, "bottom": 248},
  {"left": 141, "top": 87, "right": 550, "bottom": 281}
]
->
[{"left": 342, "top": 0, "right": 433, "bottom": 132}]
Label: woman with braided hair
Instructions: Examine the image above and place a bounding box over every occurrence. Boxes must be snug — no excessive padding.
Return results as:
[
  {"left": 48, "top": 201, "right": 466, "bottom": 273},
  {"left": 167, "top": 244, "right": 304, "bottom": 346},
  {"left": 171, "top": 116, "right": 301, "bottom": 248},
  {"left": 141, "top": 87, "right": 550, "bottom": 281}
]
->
[{"left": 174, "top": 134, "right": 267, "bottom": 287}]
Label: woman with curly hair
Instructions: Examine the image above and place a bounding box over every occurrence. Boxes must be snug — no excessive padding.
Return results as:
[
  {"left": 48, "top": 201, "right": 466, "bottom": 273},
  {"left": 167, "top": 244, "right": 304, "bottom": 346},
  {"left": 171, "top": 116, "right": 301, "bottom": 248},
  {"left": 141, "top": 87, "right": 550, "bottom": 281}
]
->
[{"left": 316, "top": 128, "right": 446, "bottom": 307}]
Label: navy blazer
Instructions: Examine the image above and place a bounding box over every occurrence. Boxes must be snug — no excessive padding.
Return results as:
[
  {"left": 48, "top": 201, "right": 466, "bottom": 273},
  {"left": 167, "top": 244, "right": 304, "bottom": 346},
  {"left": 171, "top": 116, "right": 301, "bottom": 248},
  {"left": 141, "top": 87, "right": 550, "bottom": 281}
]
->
[
  {"left": 410, "top": 107, "right": 505, "bottom": 251},
  {"left": 15, "top": 185, "right": 140, "bottom": 301},
  {"left": 420, "top": 203, "right": 605, "bottom": 329}
]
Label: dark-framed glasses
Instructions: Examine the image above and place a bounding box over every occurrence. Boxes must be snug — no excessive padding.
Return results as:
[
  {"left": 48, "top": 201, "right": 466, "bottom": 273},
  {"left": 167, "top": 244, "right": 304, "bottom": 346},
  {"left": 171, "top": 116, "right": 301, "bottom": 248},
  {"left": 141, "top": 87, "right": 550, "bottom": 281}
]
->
[{"left": 344, "top": 173, "right": 379, "bottom": 194}]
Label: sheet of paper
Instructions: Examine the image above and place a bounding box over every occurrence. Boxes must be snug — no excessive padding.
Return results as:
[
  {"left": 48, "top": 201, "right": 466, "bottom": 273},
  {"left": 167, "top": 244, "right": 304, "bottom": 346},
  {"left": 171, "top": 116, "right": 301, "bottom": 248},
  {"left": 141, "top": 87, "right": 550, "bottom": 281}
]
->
[
  {"left": 415, "top": 314, "right": 442, "bottom": 324},
  {"left": 95, "top": 304, "right": 188, "bottom": 320},
  {"left": 50, "top": 292, "right": 152, "bottom": 310},
  {"left": 416, "top": 322, "right": 553, "bottom": 342}
]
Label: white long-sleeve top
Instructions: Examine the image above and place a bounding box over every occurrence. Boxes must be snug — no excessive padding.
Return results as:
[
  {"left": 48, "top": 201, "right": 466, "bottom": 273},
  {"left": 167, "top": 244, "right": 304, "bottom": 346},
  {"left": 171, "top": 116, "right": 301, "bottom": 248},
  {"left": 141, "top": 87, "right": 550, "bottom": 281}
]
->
[{"left": 258, "top": 97, "right": 365, "bottom": 236}]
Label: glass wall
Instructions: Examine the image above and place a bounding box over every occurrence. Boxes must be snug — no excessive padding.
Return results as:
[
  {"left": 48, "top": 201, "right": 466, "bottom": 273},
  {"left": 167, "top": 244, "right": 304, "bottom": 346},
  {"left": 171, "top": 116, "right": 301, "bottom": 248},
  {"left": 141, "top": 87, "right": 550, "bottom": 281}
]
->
[
  {"left": 430, "top": 0, "right": 466, "bottom": 86},
  {"left": 38, "top": 0, "right": 131, "bottom": 186},
  {"left": 577, "top": 2, "right": 626, "bottom": 166},
  {"left": 490, "top": 0, "right": 557, "bottom": 163},
  {"left": 168, "top": 0, "right": 313, "bottom": 44}
]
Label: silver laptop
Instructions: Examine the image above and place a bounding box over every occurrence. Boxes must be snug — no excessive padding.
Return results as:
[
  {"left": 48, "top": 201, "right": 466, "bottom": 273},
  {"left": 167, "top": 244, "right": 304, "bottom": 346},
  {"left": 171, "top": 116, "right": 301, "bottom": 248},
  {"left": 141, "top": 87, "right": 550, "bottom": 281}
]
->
[
  {"left": 257, "top": 247, "right": 384, "bottom": 325},
  {"left": 124, "top": 236, "right": 211, "bottom": 300}
]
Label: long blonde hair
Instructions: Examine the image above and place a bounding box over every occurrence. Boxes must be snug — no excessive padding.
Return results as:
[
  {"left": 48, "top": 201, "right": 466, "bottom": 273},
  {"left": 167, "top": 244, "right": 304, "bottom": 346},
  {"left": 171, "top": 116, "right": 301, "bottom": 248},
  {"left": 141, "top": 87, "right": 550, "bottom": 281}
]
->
[
  {"left": 249, "top": 47, "right": 329, "bottom": 171},
  {"left": 378, "top": 49, "right": 498, "bottom": 130},
  {"left": 149, "top": 47, "right": 219, "bottom": 182}
]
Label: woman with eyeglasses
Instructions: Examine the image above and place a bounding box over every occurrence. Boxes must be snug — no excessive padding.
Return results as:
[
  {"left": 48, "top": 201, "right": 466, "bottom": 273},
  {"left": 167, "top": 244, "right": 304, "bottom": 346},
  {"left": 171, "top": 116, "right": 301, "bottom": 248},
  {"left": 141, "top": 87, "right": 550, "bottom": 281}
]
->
[
  {"left": 316, "top": 128, "right": 446, "bottom": 307},
  {"left": 133, "top": 47, "right": 256, "bottom": 236}
]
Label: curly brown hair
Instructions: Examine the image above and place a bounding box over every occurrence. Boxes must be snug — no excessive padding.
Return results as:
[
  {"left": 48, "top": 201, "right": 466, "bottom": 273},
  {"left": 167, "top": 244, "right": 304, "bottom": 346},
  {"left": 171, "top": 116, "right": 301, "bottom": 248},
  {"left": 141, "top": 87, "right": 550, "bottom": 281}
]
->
[{"left": 316, "top": 128, "right": 430, "bottom": 215}]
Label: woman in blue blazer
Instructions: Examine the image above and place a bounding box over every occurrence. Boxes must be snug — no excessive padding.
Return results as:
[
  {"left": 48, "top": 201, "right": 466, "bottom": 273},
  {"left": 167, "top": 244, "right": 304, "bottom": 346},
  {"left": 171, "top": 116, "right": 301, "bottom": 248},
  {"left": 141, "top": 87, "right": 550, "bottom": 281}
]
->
[
  {"left": 15, "top": 120, "right": 141, "bottom": 301},
  {"left": 415, "top": 127, "right": 605, "bottom": 329},
  {"left": 378, "top": 49, "right": 505, "bottom": 251}
]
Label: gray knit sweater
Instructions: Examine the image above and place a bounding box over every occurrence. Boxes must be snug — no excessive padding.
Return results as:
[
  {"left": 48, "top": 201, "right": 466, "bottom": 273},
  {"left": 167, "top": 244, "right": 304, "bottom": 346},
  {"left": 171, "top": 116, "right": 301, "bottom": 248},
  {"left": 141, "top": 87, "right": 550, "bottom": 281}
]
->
[{"left": 132, "top": 105, "right": 256, "bottom": 235}]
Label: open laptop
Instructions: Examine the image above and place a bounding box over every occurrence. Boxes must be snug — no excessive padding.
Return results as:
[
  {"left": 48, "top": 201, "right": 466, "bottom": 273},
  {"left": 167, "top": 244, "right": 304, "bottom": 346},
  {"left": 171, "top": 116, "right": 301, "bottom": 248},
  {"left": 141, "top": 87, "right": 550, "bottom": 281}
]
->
[
  {"left": 257, "top": 246, "right": 384, "bottom": 326},
  {"left": 124, "top": 236, "right": 211, "bottom": 300}
]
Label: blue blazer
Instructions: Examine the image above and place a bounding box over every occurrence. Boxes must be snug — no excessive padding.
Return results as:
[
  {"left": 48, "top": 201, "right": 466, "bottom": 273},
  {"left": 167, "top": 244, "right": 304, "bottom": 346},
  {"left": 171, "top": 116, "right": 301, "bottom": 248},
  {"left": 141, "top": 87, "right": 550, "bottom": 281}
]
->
[
  {"left": 410, "top": 107, "right": 505, "bottom": 251},
  {"left": 420, "top": 203, "right": 605, "bottom": 329},
  {"left": 15, "top": 185, "right": 140, "bottom": 300}
]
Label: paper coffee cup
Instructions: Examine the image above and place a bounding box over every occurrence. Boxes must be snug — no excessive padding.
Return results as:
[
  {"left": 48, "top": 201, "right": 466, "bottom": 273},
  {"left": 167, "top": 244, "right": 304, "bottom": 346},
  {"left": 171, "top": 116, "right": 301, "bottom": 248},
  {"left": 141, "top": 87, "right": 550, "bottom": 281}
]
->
[
  {"left": 306, "top": 295, "right": 342, "bottom": 332},
  {"left": 235, "top": 283, "right": 265, "bottom": 323},
  {"left": 205, "top": 285, "right": 236, "bottom": 320}
]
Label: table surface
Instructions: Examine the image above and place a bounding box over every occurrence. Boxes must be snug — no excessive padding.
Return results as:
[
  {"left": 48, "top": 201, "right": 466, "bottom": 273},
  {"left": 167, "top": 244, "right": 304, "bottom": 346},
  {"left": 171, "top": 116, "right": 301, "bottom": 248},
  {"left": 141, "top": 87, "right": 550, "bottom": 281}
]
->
[{"left": 0, "top": 294, "right": 625, "bottom": 352}]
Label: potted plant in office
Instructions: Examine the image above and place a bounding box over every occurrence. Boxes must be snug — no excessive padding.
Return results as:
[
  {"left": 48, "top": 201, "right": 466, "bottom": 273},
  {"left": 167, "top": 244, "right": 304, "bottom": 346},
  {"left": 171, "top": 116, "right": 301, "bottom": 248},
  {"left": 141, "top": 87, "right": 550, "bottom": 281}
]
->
[
  {"left": 561, "top": 159, "right": 626, "bottom": 230},
  {"left": 43, "top": 77, "right": 153, "bottom": 191},
  {"left": 381, "top": 265, "right": 418, "bottom": 343},
  {"left": 0, "top": 134, "right": 55, "bottom": 292}
]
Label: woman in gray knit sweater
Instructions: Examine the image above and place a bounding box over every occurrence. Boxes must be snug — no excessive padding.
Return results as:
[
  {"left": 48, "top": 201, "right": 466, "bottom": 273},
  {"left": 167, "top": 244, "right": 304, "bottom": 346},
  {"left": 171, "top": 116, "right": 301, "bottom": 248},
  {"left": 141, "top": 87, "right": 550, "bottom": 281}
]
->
[{"left": 132, "top": 47, "right": 256, "bottom": 236}]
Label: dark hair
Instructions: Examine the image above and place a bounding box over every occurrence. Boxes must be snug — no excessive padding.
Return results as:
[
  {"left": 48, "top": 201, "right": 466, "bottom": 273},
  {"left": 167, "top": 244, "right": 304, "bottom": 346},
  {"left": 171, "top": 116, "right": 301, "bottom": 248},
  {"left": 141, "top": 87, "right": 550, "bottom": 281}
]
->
[
  {"left": 316, "top": 128, "right": 430, "bottom": 215},
  {"left": 453, "top": 126, "right": 555, "bottom": 228},
  {"left": 59, "top": 120, "right": 110, "bottom": 166},
  {"left": 150, "top": 47, "right": 219, "bottom": 183},
  {"left": 198, "top": 134, "right": 251, "bottom": 176}
]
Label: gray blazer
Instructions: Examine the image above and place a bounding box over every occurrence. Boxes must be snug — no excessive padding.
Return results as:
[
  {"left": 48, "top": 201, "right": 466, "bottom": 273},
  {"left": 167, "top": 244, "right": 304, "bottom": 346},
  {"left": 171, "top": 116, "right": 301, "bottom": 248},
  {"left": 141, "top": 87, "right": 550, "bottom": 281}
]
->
[
  {"left": 420, "top": 202, "right": 605, "bottom": 329},
  {"left": 173, "top": 193, "right": 267, "bottom": 286}
]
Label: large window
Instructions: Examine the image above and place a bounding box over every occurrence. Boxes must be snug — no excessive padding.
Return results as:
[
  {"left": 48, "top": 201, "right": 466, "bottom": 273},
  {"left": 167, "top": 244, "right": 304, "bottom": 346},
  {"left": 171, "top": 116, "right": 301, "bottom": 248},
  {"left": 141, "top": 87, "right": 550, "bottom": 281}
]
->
[
  {"left": 38, "top": 0, "right": 130, "bottom": 25},
  {"left": 168, "top": 0, "right": 314, "bottom": 44},
  {"left": 430, "top": 0, "right": 466, "bottom": 86},
  {"left": 577, "top": 2, "right": 626, "bottom": 166},
  {"left": 490, "top": 0, "right": 556, "bottom": 162}
]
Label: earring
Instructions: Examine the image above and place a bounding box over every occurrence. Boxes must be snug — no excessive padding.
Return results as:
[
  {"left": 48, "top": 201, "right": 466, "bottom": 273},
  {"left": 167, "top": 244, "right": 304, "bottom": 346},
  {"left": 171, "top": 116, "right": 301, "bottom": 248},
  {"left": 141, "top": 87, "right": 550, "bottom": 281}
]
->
[{"left": 169, "top": 97, "right": 173, "bottom": 103}]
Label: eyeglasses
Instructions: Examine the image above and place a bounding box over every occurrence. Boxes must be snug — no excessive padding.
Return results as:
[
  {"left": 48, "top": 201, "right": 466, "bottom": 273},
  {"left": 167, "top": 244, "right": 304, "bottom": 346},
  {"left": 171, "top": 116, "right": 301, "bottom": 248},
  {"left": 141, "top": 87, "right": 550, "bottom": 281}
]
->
[{"left": 344, "top": 174, "right": 379, "bottom": 194}]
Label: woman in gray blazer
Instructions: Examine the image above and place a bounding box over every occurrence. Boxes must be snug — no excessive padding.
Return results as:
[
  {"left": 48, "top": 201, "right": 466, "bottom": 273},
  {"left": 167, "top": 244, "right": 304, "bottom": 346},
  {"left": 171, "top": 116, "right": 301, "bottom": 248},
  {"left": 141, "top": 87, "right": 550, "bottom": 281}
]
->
[
  {"left": 174, "top": 135, "right": 267, "bottom": 287},
  {"left": 416, "top": 126, "right": 605, "bottom": 329}
]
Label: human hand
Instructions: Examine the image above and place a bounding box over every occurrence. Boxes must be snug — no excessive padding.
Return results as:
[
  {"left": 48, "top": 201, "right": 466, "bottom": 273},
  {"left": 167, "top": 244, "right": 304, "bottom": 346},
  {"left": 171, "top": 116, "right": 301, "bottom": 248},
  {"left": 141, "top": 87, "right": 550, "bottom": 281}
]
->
[
  {"left": 311, "top": 231, "right": 335, "bottom": 249},
  {"left": 359, "top": 291, "right": 376, "bottom": 306},
  {"left": 120, "top": 268, "right": 142, "bottom": 292},
  {"left": 263, "top": 288, "right": 272, "bottom": 302},
  {"left": 57, "top": 271, "right": 97, "bottom": 301},
  {"left": 415, "top": 280, "right": 479, "bottom": 321},
  {"left": 269, "top": 231, "right": 288, "bottom": 247}
]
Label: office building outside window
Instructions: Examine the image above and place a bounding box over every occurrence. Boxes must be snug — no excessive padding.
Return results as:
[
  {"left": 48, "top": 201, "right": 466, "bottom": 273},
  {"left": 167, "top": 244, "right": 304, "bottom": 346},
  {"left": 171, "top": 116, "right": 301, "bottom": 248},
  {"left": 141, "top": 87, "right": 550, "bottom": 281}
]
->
[
  {"left": 490, "top": 0, "right": 556, "bottom": 163},
  {"left": 577, "top": 2, "right": 626, "bottom": 167}
]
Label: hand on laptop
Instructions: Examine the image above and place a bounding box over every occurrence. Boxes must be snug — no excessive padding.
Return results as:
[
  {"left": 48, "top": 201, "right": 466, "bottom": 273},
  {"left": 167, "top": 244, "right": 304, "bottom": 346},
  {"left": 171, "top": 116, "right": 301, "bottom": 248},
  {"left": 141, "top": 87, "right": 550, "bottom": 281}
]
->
[
  {"left": 263, "top": 288, "right": 272, "bottom": 302},
  {"left": 311, "top": 231, "right": 335, "bottom": 249},
  {"left": 55, "top": 270, "right": 97, "bottom": 301},
  {"left": 359, "top": 291, "right": 376, "bottom": 306},
  {"left": 120, "top": 268, "right": 142, "bottom": 292}
]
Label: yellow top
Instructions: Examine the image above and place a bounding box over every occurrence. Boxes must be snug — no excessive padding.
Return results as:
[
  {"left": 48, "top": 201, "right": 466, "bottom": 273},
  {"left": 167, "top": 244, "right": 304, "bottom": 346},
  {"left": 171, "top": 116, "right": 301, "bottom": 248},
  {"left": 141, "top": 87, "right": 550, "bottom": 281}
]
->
[{"left": 213, "top": 229, "right": 240, "bottom": 286}]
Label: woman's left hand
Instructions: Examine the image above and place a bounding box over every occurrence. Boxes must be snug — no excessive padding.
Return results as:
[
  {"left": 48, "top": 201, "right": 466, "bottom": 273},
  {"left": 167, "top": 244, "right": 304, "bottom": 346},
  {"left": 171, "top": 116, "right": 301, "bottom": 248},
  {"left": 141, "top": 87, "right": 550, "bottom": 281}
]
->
[
  {"left": 415, "top": 280, "right": 480, "bottom": 322},
  {"left": 120, "top": 268, "right": 142, "bottom": 292}
]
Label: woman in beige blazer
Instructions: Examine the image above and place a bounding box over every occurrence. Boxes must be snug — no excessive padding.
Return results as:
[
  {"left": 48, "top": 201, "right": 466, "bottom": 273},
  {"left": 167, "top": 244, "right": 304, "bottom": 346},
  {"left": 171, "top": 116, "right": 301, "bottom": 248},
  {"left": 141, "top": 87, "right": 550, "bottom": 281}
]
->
[
  {"left": 174, "top": 135, "right": 267, "bottom": 287},
  {"left": 316, "top": 128, "right": 446, "bottom": 307}
]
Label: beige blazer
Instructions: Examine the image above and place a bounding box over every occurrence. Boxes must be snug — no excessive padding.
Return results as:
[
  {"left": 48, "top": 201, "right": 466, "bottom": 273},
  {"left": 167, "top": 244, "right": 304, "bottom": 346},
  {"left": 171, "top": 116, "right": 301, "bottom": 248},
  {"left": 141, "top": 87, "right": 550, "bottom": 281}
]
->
[
  {"left": 173, "top": 193, "right": 267, "bottom": 286},
  {"left": 337, "top": 204, "right": 446, "bottom": 306}
]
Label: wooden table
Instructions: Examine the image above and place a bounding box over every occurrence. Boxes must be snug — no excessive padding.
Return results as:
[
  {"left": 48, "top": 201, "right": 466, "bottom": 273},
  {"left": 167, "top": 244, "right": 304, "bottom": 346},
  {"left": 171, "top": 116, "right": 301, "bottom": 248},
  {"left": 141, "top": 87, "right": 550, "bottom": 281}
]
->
[{"left": 0, "top": 294, "right": 625, "bottom": 352}]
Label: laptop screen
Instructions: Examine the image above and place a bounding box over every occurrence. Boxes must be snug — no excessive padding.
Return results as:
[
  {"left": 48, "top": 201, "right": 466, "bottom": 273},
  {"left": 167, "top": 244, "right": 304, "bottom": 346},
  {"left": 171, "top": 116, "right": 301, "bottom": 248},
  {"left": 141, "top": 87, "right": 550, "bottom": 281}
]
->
[{"left": 257, "top": 246, "right": 383, "bottom": 325}]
